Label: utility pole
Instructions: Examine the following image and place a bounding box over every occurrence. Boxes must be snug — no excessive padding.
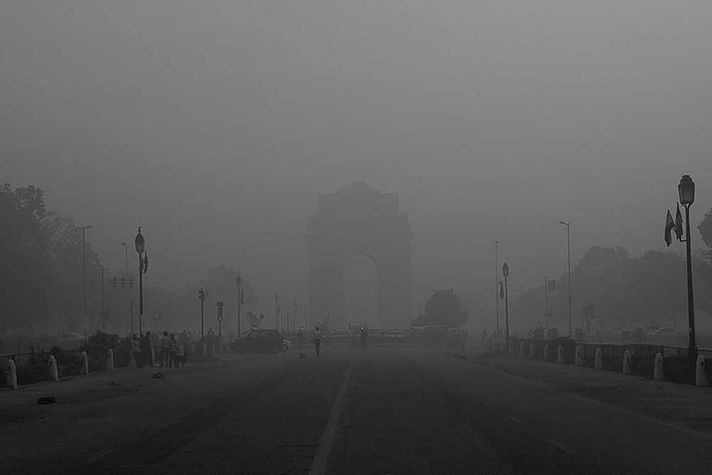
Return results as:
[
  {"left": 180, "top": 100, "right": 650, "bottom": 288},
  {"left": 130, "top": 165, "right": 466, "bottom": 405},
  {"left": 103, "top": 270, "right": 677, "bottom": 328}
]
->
[
  {"left": 544, "top": 274, "right": 548, "bottom": 333},
  {"left": 81, "top": 225, "right": 93, "bottom": 324},
  {"left": 559, "top": 221, "right": 572, "bottom": 336}
]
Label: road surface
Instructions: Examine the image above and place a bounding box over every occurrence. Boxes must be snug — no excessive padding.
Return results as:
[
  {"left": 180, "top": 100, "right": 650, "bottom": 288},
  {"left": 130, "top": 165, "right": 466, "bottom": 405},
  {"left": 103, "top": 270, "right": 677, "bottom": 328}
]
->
[{"left": 2, "top": 346, "right": 712, "bottom": 474}]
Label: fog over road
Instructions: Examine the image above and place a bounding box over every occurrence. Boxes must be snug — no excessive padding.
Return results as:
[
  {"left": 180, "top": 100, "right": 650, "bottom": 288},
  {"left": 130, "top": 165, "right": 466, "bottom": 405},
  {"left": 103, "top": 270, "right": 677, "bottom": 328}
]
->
[{"left": 2, "top": 347, "right": 711, "bottom": 474}]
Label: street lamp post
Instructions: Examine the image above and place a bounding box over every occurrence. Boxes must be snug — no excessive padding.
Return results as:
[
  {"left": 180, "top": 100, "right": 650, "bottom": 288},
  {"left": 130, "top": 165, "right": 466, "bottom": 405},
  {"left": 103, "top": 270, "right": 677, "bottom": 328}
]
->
[
  {"left": 80, "top": 225, "right": 93, "bottom": 323},
  {"left": 134, "top": 227, "right": 147, "bottom": 335},
  {"left": 678, "top": 174, "right": 697, "bottom": 369},
  {"left": 236, "top": 276, "right": 244, "bottom": 337},
  {"left": 216, "top": 301, "right": 224, "bottom": 344},
  {"left": 559, "top": 221, "right": 572, "bottom": 336},
  {"left": 198, "top": 288, "right": 208, "bottom": 340},
  {"left": 495, "top": 241, "right": 500, "bottom": 333},
  {"left": 502, "top": 262, "right": 510, "bottom": 344}
]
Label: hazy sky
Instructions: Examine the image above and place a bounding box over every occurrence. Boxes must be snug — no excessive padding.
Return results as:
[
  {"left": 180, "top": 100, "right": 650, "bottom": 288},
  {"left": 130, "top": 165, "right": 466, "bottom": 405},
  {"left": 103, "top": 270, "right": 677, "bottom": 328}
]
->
[{"left": 3, "top": 1, "right": 712, "bottom": 318}]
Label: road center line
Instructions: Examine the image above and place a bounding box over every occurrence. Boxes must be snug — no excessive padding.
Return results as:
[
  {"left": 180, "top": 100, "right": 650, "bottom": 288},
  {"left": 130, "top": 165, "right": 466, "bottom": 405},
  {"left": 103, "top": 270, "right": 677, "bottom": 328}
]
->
[
  {"left": 547, "top": 439, "right": 579, "bottom": 456},
  {"left": 309, "top": 362, "right": 354, "bottom": 475},
  {"left": 506, "top": 415, "right": 523, "bottom": 425}
]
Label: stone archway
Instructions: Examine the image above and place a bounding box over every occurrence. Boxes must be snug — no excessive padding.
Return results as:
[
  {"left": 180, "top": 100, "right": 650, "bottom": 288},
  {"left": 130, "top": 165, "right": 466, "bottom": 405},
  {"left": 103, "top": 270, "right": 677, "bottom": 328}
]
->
[{"left": 306, "top": 182, "right": 413, "bottom": 329}]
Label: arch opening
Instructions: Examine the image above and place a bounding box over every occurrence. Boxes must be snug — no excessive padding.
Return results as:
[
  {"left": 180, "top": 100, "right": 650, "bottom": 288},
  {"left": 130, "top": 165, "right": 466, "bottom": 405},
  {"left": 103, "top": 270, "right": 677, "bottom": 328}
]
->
[{"left": 343, "top": 255, "right": 378, "bottom": 328}]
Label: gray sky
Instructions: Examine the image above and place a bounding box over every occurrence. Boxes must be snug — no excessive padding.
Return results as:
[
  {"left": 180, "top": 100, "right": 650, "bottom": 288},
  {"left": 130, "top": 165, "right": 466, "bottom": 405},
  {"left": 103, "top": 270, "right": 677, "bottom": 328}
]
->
[{"left": 3, "top": 0, "right": 712, "bottom": 318}]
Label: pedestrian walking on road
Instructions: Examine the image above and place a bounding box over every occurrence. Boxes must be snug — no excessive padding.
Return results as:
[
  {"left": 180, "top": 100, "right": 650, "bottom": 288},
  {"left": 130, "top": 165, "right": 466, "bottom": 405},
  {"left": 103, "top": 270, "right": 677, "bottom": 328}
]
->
[
  {"left": 160, "top": 331, "right": 170, "bottom": 367},
  {"left": 313, "top": 326, "right": 322, "bottom": 358},
  {"left": 297, "top": 329, "right": 304, "bottom": 350},
  {"left": 359, "top": 327, "right": 368, "bottom": 352},
  {"left": 131, "top": 334, "right": 141, "bottom": 367},
  {"left": 168, "top": 334, "right": 178, "bottom": 368}
]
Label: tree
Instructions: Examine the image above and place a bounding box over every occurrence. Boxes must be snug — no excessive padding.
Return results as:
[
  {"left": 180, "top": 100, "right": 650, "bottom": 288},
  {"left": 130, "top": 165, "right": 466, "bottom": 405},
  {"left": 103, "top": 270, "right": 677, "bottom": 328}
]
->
[{"left": 419, "top": 289, "right": 469, "bottom": 329}]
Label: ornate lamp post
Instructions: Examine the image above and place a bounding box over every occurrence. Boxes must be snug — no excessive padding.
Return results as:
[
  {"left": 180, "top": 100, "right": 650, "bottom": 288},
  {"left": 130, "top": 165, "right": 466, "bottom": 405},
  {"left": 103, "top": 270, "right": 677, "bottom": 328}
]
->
[
  {"left": 502, "top": 262, "right": 510, "bottom": 344},
  {"left": 678, "top": 174, "right": 697, "bottom": 368},
  {"left": 198, "top": 288, "right": 208, "bottom": 339},
  {"left": 236, "top": 276, "right": 244, "bottom": 337},
  {"left": 134, "top": 227, "right": 147, "bottom": 334},
  {"left": 216, "top": 301, "right": 224, "bottom": 343},
  {"left": 559, "top": 221, "right": 572, "bottom": 336}
]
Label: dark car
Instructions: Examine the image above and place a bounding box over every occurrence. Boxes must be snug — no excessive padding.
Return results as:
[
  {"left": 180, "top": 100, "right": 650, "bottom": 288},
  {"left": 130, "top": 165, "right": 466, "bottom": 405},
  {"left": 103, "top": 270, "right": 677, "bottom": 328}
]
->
[{"left": 230, "top": 329, "right": 283, "bottom": 354}]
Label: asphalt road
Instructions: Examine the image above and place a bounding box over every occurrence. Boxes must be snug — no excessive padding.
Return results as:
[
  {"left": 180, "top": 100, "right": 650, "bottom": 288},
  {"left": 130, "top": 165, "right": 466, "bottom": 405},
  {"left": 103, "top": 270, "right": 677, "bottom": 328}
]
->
[{"left": 3, "top": 346, "right": 712, "bottom": 474}]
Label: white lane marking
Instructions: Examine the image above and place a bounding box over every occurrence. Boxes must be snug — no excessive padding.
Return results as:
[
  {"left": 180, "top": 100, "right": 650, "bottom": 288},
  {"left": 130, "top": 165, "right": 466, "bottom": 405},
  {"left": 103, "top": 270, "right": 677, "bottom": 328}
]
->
[
  {"left": 309, "top": 362, "right": 354, "bottom": 475},
  {"left": 547, "top": 439, "right": 579, "bottom": 456},
  {"left": 506, "top": 415, "right": 523, "bottom": 425}
]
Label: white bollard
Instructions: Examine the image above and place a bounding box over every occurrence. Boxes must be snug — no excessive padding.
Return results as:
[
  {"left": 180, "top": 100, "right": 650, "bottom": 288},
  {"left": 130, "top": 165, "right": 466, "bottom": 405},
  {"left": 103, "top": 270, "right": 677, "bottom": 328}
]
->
[
  {"left": 6, "top": 359, "right": 18, "bottom": 389},
  {"left": 106, "top": 349, "right": 114, "bottom": 371},
  {"left": 530, "top": 342, "right": 536, "bottom": 359},
  {"left": 202, "top": 343, "right": 208, "bottom": 355},
  {"left": 543, "top": 344, "right": 550, "bottom": 362},
  {"left": 49, "top": 355, "right": 59, "bottom": 382},
  {"left": 575, "top": 345, "right": 584, "bottom": 367},
  {"left": 150, "top": 347, "right": 156, "bottom": 367},
  {"left": 653, "top": 353, "right": 664, "bottom": 381},
  {"left": 557, "top": 345, "right": 565, "bottom": 363},
  {"left": 520, "top": 342, "right": 526, "bottom": 355},
  {"left": 623, "top": 350, "right": 632, "bottom": 375},
  {"left": 594, "top": 348, "right": 604, "bottom": 370},
  {"left": 81, "top": 351, "right": 89, "bottom": 375},
  {"left": 696, "top": 355, "right": 708, "bottom": 387}
]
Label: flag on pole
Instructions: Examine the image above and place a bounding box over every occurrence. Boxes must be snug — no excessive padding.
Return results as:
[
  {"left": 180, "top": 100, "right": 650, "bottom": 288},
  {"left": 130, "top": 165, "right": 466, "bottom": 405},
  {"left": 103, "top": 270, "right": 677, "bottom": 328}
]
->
[
  {"left": 664, "top": 209, "right": 675, "bottom": 247},
  {"left": 675, "top": 204, "right": 684, "bottom": 241}
]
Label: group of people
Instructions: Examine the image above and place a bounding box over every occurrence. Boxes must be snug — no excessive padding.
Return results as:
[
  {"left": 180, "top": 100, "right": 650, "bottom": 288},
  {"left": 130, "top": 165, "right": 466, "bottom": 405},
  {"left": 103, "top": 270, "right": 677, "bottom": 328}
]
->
[{"left": 130, "top": 330, "right": 190, "bottom": 368}]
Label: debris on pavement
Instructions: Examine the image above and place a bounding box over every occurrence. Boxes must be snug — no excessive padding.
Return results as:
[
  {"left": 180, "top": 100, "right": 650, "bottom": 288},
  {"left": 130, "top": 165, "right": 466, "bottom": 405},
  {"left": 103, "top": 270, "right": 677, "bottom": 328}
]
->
[
  {"left": 152, "top": 371, "right": 165, "bottom": 379},
  {"left": 37, "top": 397, "right": 56, "bottom": 405}
]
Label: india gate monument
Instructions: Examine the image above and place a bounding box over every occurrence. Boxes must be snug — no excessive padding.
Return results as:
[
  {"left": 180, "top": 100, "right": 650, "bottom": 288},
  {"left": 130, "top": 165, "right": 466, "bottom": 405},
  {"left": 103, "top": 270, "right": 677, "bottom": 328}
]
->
[{"left": 307, "top": 182, "right": 414, "bottom": 329}]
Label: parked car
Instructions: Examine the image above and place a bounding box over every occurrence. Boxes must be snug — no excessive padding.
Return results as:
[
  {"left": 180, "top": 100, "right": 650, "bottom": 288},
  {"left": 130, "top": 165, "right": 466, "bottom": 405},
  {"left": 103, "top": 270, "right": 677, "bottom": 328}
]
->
[{"left": 230, "top": 329, "right": 283, "bottom": 353}]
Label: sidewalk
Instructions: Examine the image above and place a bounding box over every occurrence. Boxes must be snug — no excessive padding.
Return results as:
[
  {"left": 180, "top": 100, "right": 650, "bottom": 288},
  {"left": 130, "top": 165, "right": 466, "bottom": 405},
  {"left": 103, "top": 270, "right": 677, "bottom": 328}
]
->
[{"left": 469, "top": 352, "right": 712, "bottom": 434}]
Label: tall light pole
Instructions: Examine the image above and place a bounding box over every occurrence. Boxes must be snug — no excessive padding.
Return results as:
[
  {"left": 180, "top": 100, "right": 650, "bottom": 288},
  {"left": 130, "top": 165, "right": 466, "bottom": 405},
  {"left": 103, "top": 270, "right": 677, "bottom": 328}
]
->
[
  {"left": 121, "top": 242, "right": 132, "bottom": 334},
  {"left": 198, "top": 288, "right": 208, "bottom": 339},
  {"left": 236, "top": 276, "right": 244, "bottom": 337},
  {"left": 80, "top": 225, "right": 93, "bottom": 323},
  {"left": 134, "top": 227, "right": 147, "bottom": 335},
  {"left": 677, "top": 174, "right": 697, "bottom": 369},
  {"left": 495, "top": 241, "right": 500, "bottom": 333},
  {"left": 502, "top": 262, "right": 510, "bottom": 344},
  {"left": 559, "top": 221, "right": 572, "bottom": 337}
]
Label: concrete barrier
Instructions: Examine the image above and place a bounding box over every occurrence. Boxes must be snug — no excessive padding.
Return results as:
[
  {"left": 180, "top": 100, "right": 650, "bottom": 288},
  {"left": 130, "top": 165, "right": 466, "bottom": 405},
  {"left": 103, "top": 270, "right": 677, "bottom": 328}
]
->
[
  {"left": 530, "top": 342, "right": 536, "bottom": 359},
  {"left": 106, "top": 349, "right": 114, "bottom": 371},
  {"left": 49, "top": 355, "right": 59, "bottom": 382},
  {"left": 6, "top": 359, "right": 18, "bottom": 389},
  {"left": 623, "top": 350, "right": 632, "bottom": 375},
  {"left": 594, "top": 348, "right": 604, "bottom": 370},
  {"left": 575, "top": 345, "right": 584, "bottom": 367},
  {"left": 653, "top": 353, "right": 664, "bottom": 381},
  {"left": 543, "top": 344, "right": 550, "bottom": 362},
  {"left": 80, "top": 351, "right": 89, "bottom": 375},
  {"left": 696, "top": 355, "right": 708, "bottom": 387},
  {"left": 557, "top": 345, "right": 565, "bottom": 363}
]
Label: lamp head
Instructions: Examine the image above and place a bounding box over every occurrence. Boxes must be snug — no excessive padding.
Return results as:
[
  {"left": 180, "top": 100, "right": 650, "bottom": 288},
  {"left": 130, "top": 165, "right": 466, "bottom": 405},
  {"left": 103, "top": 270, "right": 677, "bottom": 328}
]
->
[
  {"left": 678, "top": 174, "right": 695, "bottom": 206},
  {"left": 134, "top": 227, "right": 145, "bottom": 254}
]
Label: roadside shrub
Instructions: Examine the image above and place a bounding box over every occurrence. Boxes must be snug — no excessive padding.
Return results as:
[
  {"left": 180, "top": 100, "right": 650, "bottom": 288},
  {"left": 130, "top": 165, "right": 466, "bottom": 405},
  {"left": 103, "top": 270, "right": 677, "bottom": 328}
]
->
[
  {"left": 16, "top": 351, "right": 51, "bottom": 385},
  {"left": 80, "top": 331, "right": 119, "bottom": 371},
  {"left": 664, "top": 355, "right": 694, "bottom": 384},
  {"left": 50, "top": 346, "right": 83, "bottom": 377}
]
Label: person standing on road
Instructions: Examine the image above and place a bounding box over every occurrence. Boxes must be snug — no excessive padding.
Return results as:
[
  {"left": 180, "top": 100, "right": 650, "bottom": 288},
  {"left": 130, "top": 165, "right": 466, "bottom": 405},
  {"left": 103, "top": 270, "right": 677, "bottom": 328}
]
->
[
  {"left": 313, "top": 326, "right": 322, "bottom": 358},
  {"left": 168, "top": 334, "right": 178, "bottom": 368},
  {"left": 359, "top": 327, "right": 368, "bottom": 352}
]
